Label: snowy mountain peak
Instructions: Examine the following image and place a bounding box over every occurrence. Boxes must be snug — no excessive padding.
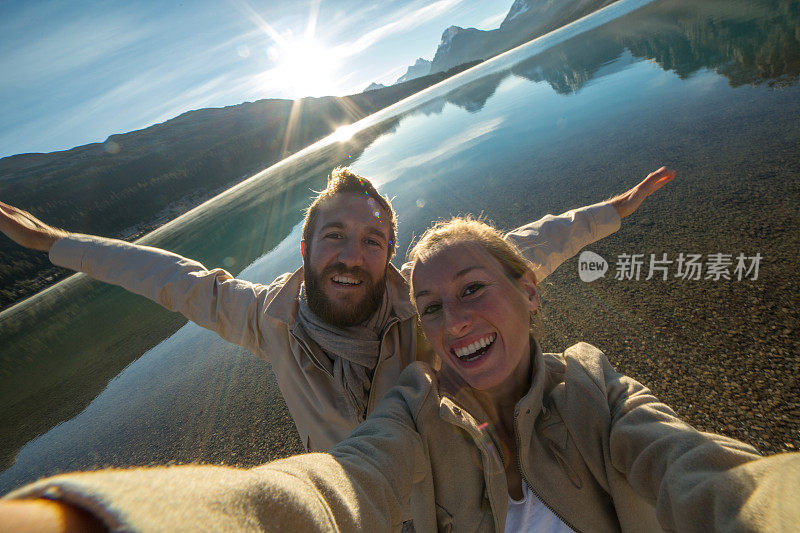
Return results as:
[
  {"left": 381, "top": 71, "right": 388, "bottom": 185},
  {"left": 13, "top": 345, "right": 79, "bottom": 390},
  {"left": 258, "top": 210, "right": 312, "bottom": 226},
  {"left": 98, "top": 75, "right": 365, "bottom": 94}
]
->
[
  {"left": 506, "top": 0, "right": 532, "bottom": 22},
  {"left": 396, "top": 58, "right": 432, "bottom": 84},
  {"left": 363, "top": 82, "right": 386, "bottom": 92},
  {"left": 440, "top": 25, "right": 464, "bottom": 47}
]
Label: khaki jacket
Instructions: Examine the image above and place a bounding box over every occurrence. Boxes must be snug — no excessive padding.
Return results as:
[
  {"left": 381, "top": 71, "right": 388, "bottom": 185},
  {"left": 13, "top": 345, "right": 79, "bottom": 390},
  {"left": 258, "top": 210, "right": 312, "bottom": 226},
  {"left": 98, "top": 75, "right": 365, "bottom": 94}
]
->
[
  {"left": 49, "top": 203, "right": 621, "bottom": 452},
  {"left": 8, "top": 343, "right": 799, "bottom": 532}
]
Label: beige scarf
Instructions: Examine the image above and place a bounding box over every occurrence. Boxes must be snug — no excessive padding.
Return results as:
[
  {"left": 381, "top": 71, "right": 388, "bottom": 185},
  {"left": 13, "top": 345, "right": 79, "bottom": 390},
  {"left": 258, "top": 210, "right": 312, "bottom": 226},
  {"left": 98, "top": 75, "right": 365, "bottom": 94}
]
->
[{"left": 297, "top": 286, "right": 393, "bottom": 418}]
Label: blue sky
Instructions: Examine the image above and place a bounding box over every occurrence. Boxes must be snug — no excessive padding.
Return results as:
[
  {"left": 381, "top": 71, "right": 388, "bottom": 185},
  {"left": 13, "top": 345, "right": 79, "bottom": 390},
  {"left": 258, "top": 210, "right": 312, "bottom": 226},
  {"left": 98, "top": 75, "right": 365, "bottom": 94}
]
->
[{"left": 0, "top": 0, "right": 510, "bottom": 159}]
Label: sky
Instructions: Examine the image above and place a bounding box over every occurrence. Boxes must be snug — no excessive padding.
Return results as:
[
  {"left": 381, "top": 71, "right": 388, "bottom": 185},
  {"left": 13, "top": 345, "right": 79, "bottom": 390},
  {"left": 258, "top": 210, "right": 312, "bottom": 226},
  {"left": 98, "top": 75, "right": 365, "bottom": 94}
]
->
[{"left": 0, "top": 0, "right": 512, "bottom": 159}]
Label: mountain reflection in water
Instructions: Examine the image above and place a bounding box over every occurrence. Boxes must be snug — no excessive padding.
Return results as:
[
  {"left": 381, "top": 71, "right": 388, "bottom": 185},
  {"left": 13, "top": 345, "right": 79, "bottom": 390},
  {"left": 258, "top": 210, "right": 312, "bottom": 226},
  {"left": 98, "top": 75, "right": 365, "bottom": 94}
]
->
[{"left": 1, "top": 0, "right": 799, "bottom": 493}]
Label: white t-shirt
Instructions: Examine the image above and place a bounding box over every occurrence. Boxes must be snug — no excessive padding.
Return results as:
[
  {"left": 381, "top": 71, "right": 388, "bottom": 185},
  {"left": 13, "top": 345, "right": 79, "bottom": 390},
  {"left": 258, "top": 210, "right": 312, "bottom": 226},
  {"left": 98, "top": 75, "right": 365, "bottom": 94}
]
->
[{"left": 505, "top": 482, "right": 573, "bottom": 532}]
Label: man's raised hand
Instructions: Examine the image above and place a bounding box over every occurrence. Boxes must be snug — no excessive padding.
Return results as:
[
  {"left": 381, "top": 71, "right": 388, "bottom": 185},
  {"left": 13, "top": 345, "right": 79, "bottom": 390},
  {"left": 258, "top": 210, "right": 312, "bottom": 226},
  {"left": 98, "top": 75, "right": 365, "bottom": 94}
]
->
[
  {"left": 610, "top": 166, "right": 676, "bottom": 219},
  {"left": 0, "top": 202, "right": 68, "bottom": 252}
]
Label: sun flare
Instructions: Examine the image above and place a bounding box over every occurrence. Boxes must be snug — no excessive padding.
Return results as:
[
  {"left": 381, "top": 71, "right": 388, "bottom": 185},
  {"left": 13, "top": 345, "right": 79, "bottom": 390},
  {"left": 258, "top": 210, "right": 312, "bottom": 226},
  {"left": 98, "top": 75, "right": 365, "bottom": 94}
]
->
[{"left": 272, "top": 38, "right": 340, "bottom": 98}]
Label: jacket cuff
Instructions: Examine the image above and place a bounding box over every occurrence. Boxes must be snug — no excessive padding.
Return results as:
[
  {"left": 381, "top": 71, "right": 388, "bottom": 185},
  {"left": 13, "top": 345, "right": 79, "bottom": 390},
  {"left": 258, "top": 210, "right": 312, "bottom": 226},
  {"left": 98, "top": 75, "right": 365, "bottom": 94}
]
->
[
  {"left": 49, "top": 234, "right": 91, "bottom": 272},
  {"left": 584, "top": 202, "right": 621, "bottom": 241}
]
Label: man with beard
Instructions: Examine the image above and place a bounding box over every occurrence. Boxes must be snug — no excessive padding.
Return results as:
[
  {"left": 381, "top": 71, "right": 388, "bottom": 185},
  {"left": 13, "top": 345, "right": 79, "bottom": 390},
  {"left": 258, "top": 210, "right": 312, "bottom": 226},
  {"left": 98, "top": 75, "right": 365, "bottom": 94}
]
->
[{"left": 0, "top": 166, "right": 673, "bottom": 452}]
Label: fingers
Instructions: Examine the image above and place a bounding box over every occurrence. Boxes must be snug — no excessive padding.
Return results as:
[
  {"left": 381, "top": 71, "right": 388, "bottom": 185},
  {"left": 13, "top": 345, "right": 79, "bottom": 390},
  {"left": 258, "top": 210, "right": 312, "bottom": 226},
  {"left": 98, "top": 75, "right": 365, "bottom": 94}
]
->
[
  {"left": 649, "top": 166, "right": 676, "bottom": 181},
  {"left": 0, "top": 203, "right": 44, "bottom": 230},
  {"left": 0, "top": 202, "right": 28, "bottom": 222},
  {"left": 0, "top": 201, "right": 21, "bottom": 214},
  {"left": 0, "top": 203, "right": 15, "bottom": 227},
  {"left": 642, "top": 166, "right": 676, "bottom": 194},
  {"left": 0, "top": 202, "right": 62, "bottom": 251}
]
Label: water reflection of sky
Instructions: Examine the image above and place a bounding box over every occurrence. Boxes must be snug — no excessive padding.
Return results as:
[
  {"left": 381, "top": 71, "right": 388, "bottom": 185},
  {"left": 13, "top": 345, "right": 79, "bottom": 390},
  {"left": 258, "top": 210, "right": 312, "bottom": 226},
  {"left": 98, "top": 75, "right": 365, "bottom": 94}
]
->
[{"left": 357, "top": 51, "right": 715, "bottom": 196}]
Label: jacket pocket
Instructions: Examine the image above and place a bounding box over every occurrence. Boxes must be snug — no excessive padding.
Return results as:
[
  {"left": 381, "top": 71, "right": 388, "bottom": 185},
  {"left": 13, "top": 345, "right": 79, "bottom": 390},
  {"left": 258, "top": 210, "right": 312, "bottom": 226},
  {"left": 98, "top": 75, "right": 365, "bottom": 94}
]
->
[
  {"left": 435, "top": 502, "right": 454, "bottom": 533},
  {"left": 548, "top": 439, "right": 583, "bottom": 489},
  {"left": 401, "top": 519, "right": 416, "bottom": 532},
  {"left": 539, "top": 406, "right": 569, "bottom": 449},
  {"left": 540, "top": 407, "right": 583, "bottom": 489}
]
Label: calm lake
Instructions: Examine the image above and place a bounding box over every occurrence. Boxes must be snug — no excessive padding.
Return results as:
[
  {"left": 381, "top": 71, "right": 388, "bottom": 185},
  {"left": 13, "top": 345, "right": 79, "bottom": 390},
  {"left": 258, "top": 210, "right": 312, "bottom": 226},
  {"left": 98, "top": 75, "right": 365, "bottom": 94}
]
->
[{"left": 1, "top": 0, "right": 799, "bottom": 493}]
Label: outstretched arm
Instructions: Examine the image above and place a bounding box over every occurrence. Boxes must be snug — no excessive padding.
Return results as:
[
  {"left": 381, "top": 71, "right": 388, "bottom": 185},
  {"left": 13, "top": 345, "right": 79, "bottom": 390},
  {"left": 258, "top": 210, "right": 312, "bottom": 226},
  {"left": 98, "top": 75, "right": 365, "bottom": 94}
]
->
[
  {"left": 597, "top": 344, "right": 800, "bottom": 531},
  {"left": 505, "top": 166, "right": 675, "bottom": 282},
  {"left": 0, "top": 201, "right": 274, "bottom": 357},
  {"left": 1, "top": 368, "right": 432, "bottom": 532}
]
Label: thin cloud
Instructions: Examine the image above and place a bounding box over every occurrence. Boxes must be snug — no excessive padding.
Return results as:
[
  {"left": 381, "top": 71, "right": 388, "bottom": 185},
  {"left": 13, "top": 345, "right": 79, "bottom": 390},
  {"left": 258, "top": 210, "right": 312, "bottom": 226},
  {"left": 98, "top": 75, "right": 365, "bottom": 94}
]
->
[
  {"left": 139, "top": 75, "right": 244, "bottom": 128},
  {"left": 10, "top": 56, "right": 242, "bottom": 152},
  {"left": 1, "top": 6, "right": 269, "bottom": 156},
  {"left": 331, "top": 0, "right": 464, "bottom": 59},
  {"left": 0, "top": 13, "right": 155, "bottom": 88},
  {"left": 1, "top": 0, "right": 493, "bottom": 157},
  {"left": 304, "top": 0, "right": 321, "bottom": 41}
]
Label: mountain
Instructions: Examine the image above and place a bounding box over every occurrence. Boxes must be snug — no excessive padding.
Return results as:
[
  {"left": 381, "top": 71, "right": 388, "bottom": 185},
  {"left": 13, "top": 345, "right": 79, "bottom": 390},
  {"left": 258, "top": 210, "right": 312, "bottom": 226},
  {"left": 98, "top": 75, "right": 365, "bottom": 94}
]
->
[
  {"left": 501, "top": 0, "right": 535, "bottom": 25},
  {"left": 11, "top": 0, "right": 793, "bottom": 311},
  {"left": 396, "top": 58, "right": 433, "bottom": 83},
  {"left": 388, "top": 0, "right": 616, "bottom": 83},
  {"left": 363, "top": 82, "right": 386, "bottom": 92},
  {"left": 430, "top": 25, "right": 491, "bottom": 75}
]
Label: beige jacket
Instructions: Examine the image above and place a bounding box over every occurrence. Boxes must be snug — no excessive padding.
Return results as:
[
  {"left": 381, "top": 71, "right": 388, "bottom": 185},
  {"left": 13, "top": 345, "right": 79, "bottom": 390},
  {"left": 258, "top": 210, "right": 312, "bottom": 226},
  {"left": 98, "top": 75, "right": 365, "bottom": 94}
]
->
[
  {"left": 49, "top": 203, "right": 621, "bottom": 452},
  {"left": 8, "top": 343, "right": 799, "bottom": 532}
]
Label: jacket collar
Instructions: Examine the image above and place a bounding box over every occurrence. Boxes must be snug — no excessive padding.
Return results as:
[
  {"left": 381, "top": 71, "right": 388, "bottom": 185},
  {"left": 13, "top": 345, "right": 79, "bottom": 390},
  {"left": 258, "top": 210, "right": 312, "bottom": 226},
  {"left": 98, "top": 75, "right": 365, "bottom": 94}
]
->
[
  {"left": 516, "top": 339, "right": 549, "bottom": 418},
  {"left": 264, "top": 263, "right": 417, "bottom": 326}
]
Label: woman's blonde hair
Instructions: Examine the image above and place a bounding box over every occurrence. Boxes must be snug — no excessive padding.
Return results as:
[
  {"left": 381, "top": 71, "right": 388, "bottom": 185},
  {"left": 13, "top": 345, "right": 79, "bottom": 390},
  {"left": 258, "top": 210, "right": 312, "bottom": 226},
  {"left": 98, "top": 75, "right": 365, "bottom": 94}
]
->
[
  {"left": 408, "top": 216, "right": 542, "bottom": 337},
  {"left": 407, "top": 216, "right": 535, "bottom": 302}
]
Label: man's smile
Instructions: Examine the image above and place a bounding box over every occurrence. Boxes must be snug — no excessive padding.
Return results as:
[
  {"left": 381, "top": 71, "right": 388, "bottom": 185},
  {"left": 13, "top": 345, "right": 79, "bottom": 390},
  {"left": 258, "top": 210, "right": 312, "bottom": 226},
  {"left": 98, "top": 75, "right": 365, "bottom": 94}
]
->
[{"left": 331, "top": 274, "right": 363, "bottom": 287}]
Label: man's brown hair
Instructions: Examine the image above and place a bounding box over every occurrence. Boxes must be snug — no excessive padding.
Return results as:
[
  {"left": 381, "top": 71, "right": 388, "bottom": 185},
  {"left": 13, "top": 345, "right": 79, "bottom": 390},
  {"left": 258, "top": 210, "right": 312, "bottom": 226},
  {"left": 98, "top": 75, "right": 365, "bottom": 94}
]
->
[{"left": 302, "top": 167, "right": 398, "bottom": 260}]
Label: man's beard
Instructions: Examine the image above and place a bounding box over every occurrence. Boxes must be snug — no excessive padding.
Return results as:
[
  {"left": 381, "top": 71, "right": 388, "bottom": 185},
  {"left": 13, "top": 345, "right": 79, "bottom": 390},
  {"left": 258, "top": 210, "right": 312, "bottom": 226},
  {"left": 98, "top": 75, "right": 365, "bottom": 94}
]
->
[{"left": 304, "top": 262, "right": 386, "bottom": 328}]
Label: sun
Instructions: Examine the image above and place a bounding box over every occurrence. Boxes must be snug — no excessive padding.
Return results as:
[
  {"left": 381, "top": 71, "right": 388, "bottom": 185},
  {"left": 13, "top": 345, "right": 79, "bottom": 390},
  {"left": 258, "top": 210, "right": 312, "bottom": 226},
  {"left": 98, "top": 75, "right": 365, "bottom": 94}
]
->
[
  {"left": 271, "top": 38, "right": 340, "bottom": 98},
  {"left": 233, "top": 0, "right": 344, "bottom": 98}
]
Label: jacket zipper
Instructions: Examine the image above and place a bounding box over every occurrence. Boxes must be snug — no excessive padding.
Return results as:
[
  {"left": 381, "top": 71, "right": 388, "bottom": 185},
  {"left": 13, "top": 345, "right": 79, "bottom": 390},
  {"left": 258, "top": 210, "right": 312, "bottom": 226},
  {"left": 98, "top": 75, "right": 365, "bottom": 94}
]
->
[{"left": 513, "top": 409, "right": 580, "bottom": 533}]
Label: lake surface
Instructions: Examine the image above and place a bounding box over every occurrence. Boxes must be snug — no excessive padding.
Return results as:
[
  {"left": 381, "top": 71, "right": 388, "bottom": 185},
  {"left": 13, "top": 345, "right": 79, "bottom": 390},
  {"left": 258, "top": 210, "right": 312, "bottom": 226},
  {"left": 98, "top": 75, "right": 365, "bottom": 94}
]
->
[{"left": 1, "top": 0, "right": 799, "bottom": 493}]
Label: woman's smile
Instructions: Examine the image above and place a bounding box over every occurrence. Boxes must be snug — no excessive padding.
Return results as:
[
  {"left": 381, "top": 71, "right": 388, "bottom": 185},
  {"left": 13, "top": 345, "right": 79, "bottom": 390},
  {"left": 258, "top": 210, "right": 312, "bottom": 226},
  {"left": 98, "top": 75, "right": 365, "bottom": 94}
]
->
[{"left": 450, "top": 332, "right": 497, "bottom": 363}]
